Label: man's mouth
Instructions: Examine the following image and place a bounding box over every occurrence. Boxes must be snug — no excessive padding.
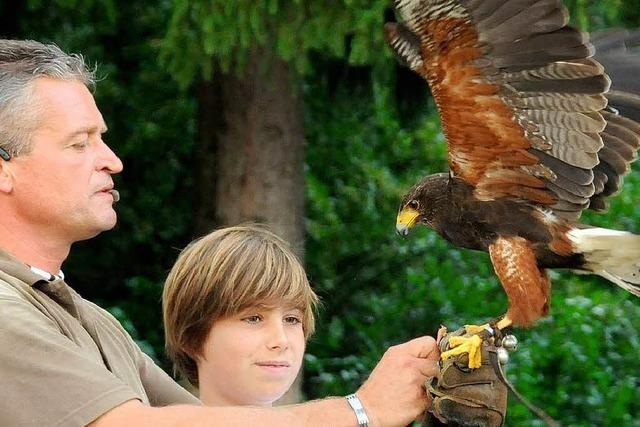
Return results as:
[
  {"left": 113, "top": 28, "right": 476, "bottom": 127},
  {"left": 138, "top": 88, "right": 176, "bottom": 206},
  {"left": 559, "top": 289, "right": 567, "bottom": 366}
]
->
[{"left": 95, "top": 184, "right": 119, "bottom": 202}]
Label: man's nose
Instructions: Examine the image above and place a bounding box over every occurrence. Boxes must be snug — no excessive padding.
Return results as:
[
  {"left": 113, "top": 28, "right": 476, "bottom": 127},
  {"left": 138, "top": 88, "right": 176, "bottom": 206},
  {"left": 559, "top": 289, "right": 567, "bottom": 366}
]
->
[{"left": 98, "top": 141, "right": 123, "bottom": 174}]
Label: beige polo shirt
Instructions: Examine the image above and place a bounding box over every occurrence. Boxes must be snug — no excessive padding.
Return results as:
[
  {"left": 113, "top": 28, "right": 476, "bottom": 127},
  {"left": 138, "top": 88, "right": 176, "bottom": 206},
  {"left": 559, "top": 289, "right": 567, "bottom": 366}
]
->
[{"left": 0, "top": 250, "right": 199, "bottom": 426}]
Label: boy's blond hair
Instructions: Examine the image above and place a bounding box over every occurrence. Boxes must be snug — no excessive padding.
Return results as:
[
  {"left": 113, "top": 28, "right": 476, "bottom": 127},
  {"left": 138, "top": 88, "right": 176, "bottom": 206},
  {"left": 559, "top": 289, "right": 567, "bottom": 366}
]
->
[{"left": 163, "top": 224, "right": 318, "bottom": 386}]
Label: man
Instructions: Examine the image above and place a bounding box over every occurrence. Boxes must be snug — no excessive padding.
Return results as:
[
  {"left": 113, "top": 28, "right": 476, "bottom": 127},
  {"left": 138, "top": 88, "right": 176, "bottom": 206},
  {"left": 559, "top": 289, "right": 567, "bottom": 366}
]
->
[{"left": 0, "top": 39, "right": 439, "bottom": 426}]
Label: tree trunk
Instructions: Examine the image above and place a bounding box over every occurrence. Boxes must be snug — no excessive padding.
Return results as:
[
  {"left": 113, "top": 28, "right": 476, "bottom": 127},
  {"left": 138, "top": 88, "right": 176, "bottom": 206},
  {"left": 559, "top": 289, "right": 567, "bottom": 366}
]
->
[{"left": 194, "top": 48, "right": 306, "bottom": 404}]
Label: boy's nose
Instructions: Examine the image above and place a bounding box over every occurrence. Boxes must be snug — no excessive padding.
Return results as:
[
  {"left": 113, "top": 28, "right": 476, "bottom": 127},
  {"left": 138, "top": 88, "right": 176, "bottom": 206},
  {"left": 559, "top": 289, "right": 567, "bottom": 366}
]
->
[{"left": 266, "top": 322, "right": 289, "bottom": 350}]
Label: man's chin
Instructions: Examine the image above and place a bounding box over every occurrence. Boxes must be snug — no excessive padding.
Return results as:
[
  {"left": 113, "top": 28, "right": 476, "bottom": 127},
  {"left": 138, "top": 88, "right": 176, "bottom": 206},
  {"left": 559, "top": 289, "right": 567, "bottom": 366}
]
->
[
  {"left": 99, "top": 215, "right": 118, "bottom": 233},
  {"left": 73, "top": 215, "right": 118, "bottom": 242},
  {"left": 97, "top": 209, "right": 118, "bottom": 230}
]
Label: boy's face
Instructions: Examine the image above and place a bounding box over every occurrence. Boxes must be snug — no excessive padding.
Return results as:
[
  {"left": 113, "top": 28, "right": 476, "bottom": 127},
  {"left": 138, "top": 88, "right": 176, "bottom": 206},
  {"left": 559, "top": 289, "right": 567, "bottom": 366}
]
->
[{"left": 196, "top": 305, "right": 306, "bottom": 406}]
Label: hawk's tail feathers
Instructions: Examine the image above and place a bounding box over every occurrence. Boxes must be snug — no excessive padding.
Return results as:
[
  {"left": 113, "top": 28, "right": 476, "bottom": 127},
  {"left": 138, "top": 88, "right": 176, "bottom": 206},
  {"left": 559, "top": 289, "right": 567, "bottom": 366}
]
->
[{"left": 568, "top": 227, "right": 640, "bottom": 296}]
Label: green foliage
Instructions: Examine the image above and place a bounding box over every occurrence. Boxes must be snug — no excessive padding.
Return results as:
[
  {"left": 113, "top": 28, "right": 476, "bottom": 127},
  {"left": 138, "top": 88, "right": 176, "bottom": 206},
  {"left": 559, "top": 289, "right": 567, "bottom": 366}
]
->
[
  {"left": 162, "top": 0, "right": 394, "bottom": 87},
  {"left": 565, "top": 0, "right": 640, "bottom": 30},
  {"left": 506, "top": 285, "right": 640, "bottom": 426}
]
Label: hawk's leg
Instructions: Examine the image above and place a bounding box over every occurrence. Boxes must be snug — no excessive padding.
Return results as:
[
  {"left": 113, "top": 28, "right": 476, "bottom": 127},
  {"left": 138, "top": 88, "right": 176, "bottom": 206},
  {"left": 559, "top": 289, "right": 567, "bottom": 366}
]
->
[
  {"left": 440, "top": 317, "right": 513, "bottom": 368},
  {"left": 443, "top": 235, "right": 549, "bottom": 368}
]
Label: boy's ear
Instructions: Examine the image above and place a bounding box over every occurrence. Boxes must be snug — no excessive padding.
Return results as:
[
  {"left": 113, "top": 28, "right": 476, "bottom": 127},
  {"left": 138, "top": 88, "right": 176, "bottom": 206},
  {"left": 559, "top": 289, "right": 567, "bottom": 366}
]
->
[{"left": 0, "top": 160, "right": 14, "bottom": 193}]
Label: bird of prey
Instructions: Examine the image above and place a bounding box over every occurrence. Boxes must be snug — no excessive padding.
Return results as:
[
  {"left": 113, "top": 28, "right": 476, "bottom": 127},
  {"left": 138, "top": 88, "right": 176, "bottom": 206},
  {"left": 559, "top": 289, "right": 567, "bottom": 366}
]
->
[{"left": 388, "top": 0, "right": 640, "bottom": 368}]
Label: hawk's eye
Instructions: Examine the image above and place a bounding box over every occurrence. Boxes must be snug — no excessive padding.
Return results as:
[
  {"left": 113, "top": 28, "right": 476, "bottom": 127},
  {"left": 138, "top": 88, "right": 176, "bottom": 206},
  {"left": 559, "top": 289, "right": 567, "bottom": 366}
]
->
[{"left": 408, "top": 200, "right": 420, "bottom": 210}]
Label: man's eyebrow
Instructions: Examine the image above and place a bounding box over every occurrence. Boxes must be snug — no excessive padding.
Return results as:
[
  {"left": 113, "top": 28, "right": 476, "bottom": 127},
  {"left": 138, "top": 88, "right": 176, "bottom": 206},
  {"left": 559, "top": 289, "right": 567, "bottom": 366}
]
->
[{"left": 65, "top": 124, "right": 108, "bottom": 139}]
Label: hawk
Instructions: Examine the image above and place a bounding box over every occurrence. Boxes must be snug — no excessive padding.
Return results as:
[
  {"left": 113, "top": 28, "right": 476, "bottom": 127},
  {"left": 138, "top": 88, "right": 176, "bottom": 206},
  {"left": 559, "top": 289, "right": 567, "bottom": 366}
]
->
[{"left": 388, "top": 0, "right": 640, "bottom": 367}]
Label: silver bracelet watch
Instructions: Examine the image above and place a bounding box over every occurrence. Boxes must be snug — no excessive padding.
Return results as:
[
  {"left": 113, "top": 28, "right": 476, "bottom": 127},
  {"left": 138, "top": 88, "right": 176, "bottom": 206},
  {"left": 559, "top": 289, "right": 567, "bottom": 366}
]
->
[{"left": 346, "top": 393, "right": 370, "bottom": 427}]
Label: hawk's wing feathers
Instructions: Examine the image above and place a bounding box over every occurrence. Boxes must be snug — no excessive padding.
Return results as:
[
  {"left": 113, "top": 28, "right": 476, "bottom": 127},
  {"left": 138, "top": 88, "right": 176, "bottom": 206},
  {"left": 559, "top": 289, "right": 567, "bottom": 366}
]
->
[
  {"left": 386, "top": 0, "right": 640, "bottom": 220},
  {"left": 587, "top": 31, "right": 640, "bottom": 213}
]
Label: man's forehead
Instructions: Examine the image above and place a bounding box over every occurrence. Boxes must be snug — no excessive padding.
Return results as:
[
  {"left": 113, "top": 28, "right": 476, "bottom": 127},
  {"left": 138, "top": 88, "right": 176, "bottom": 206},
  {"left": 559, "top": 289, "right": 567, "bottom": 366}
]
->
[
  {"left": 32, "top": 77, "right": 92, "bottom": 99},
  {"left": 31, "top": 78, "right": 106, "bottom": 132}
]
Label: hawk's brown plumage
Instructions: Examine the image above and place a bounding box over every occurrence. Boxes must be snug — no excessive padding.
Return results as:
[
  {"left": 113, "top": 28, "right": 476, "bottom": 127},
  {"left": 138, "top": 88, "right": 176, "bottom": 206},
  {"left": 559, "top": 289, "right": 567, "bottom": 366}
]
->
[{"left": 390, "top": 0, "right": 640, "bottom": 327}]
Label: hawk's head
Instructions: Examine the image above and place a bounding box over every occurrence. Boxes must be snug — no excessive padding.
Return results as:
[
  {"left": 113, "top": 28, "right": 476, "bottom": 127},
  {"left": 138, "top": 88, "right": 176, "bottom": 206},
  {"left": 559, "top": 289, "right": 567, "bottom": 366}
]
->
[{"left": 396, "top": 172, "right": 450, "bottom": 236}]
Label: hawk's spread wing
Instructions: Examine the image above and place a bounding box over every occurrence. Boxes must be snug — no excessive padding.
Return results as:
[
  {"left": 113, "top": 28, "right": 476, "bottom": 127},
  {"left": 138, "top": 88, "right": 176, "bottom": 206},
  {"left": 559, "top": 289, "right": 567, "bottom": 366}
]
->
[
  {"left": 385, "top": 0, "right": 640, "bottom": 220},
  {"left": 590, "top": 29, "right": 640, "bottom": 210}
]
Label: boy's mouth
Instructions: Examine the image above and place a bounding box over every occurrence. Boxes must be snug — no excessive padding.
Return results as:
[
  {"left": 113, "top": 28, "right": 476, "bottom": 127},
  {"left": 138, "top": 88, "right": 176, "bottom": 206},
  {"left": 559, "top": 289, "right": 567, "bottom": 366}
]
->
[{"left": 256, "top": 361, "right": 290, "bottom": 368}]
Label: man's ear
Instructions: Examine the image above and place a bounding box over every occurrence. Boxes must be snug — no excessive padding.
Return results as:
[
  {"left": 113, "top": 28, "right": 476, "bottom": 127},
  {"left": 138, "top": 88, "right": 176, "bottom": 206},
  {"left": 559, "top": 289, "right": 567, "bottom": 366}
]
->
[{"left": 0, "top": 161, "right": 14, "bottom": 193}]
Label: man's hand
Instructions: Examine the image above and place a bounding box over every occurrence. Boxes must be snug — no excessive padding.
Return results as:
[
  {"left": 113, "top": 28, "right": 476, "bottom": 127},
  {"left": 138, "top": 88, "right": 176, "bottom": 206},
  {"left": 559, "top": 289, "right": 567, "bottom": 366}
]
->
[{"left": 357, "top": 336, "right": 440, "bottom": 427}]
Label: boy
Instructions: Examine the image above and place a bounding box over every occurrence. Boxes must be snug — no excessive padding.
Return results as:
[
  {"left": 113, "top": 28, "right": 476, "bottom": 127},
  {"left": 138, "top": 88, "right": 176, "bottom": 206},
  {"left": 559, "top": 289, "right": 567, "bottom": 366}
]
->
[{"left": 163, "top": 224, "right": 319, "bottom": 406}]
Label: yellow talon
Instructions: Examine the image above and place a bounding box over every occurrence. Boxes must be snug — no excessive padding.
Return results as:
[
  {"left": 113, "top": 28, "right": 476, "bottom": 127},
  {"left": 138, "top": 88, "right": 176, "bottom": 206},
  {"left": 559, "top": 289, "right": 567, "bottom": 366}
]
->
[{"left": 441, "top": 334, "right": 484, "bottom": 369}]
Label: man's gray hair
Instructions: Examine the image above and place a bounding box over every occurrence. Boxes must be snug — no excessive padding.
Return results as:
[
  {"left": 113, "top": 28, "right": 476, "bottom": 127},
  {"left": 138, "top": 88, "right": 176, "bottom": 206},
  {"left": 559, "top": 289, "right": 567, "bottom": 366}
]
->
[{"left": 0, "top": 39, "right": 96, "bottom": 157}]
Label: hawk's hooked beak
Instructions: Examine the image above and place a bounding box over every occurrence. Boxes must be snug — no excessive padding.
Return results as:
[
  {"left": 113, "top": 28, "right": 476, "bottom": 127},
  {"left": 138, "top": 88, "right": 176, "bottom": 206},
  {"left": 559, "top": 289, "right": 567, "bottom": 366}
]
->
[{"left": 396, "top": 207, "right": 420, "bottom": 236}]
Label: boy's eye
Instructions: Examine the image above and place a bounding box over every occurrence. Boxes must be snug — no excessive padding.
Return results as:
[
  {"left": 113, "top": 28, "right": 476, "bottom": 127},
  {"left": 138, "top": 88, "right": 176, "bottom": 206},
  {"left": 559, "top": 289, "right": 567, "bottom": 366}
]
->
[
  {"left": 243, "top": 315, "right": 262, "bottom": 324},
  {"left": 284, "top": 315, "right": 302, "bottom": 325}
]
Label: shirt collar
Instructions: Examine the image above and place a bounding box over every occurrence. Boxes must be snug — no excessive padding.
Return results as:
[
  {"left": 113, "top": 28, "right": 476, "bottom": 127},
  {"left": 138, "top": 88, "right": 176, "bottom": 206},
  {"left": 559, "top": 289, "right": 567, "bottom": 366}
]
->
[
  {"left": 0, "top": 248, "right": 61, "bottom": 286},
  {"left": 29, "top": 265, "right": 65, "bottom": 282}
]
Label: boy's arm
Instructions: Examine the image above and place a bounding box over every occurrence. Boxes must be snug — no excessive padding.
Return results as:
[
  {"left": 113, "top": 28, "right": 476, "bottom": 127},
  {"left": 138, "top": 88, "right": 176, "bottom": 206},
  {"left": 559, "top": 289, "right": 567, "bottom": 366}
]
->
[{"left": 91, "top": 336, "right": 439, "bottom": 427}]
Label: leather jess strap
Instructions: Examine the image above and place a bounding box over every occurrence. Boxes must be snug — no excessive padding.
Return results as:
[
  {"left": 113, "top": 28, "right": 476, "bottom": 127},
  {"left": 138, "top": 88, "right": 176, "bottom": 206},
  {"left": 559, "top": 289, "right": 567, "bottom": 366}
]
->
[{"left": 488, "top": 349, "right": 560, "bottom": 427}]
